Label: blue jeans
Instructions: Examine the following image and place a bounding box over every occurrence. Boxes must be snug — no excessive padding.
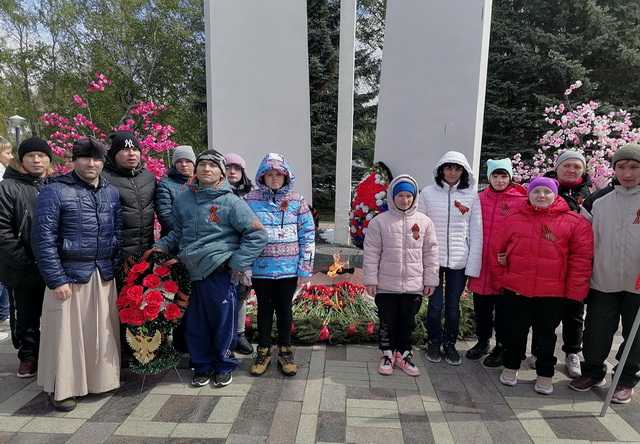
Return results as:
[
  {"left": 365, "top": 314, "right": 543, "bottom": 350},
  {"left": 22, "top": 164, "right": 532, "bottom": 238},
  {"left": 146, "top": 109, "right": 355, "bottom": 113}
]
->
[
  {"left": 0, "top": 283, "right": 9, "bottom": 320},
  {"left": 185, "top": 270, "right": 238, "bottom": 375},
  {"left": 426, "top": 267, "right": 467, "bottom": 348}
]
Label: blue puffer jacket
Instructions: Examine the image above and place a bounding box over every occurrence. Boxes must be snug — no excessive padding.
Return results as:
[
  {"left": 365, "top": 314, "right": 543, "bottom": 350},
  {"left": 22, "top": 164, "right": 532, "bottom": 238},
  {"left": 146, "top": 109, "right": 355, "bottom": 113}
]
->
[
  {"left": 155, "top": 181, "right": 268, "bottom": 281},
  {"left": 32, "top": 172, "right": 122, "bottom": 290},
  {"left": 156, "top": 167, "right": 190, "bottom": 236},
  {"left": 245, "top": 153, "right": 316, "bottom": 279}
]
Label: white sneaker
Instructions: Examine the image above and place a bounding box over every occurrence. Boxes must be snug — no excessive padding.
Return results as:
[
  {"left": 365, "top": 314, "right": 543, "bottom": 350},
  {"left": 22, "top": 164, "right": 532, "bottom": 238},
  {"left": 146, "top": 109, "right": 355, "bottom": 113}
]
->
[
  {"left": 534, "top": 376, "right": 554, "bottom": 395},
  {"left": 500, "top": 368, "right": 518, "bottom": 386},
  {"left": 565, "top": 353, "right": 581, "bottom": 378}
]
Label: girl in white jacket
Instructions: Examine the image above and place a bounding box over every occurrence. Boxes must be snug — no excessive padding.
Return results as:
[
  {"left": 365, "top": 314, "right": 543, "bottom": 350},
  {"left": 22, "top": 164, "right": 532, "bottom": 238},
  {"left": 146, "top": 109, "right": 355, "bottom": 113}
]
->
[{"left": 418, "top": 151, "right": 482, "bottom": 365}]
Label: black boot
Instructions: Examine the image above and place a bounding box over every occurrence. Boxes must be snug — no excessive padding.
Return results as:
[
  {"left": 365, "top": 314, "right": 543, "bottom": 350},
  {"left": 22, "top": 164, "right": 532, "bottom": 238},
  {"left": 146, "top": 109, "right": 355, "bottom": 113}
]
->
[
  {"left": 482, "top": 344, "right": 504, "bottom": 368},
  {"left": 235, "top": 333, "right": 254, "bottom": 355},
  {"left": 465, "top": 341, "right": 490, "bottom": 360}
]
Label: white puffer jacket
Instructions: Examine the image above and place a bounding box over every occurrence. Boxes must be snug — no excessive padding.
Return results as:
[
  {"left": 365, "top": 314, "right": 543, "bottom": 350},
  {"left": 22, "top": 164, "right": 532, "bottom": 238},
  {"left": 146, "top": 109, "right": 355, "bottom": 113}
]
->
[{"left": 417, "top": 151, "right": 483, "bottom": 277}]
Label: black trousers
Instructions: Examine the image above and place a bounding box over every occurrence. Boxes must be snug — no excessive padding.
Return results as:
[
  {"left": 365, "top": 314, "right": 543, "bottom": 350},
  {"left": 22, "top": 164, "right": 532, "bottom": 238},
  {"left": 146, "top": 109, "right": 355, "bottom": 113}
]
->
[
  {"left": 532, "top": 299, "right": 584, "bottom": 356},
  {"left": 375, "top": 293, "right": 422, "bottom": 353},
  {"left": 582, "top": 290, "right": 640, "bottom": 388},
  {"left": 253, "top": 277, "right": 298, "bottom": 348},
  {"left": 502, "top": 292, "right": 564, "bottom": 377},
  {"left": 472, "top": 293, "right": 506, "bottom": 345},
  {"left": 9, "top": 278, "right": 45, "bottom": 362}
]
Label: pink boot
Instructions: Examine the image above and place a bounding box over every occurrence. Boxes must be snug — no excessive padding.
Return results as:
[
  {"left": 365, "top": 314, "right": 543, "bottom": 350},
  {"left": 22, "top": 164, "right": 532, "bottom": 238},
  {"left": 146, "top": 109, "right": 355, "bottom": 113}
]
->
[{"left": 378, "top": 351, "right": 395, "bottom": 376}]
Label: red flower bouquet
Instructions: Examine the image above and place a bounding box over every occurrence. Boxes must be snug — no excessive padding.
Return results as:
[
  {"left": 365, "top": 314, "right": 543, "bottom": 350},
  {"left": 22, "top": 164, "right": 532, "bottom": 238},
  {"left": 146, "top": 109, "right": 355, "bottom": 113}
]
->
[{"left": 117, "top": 252, "right": 191, "bottom": 374}]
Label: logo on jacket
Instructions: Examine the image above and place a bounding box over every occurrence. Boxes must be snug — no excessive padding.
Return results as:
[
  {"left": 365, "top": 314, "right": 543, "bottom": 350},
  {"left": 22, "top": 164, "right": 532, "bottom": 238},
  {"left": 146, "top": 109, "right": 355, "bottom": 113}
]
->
[
  {"left": 209, "top": 205, "right": 220, "bottom": 223},
  {"left": 454, "top": 200, "right": 469, "bottom": 215},
  {"left": 542, "top": 224, "right": 556, "bottom": 242},
  {"left": 411, "top": 223, "right": 420, "bottom": 240},
  {"left": 634, "top": 209, "right": 640, "bottom": 224}
]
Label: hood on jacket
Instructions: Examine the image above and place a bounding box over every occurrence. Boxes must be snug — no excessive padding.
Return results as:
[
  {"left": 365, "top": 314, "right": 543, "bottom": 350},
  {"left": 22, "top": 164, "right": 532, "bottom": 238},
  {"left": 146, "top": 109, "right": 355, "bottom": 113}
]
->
[
  {"left": 544, "top": 170, "right": 592, "bottom": 191},
  {"left": 387, "top": 174, "right": 419, "bottom": 215},
  {"left": 191, "top": 178, "right": 233, "bottom": 198},
  {"left": 255, "top": 152, "right": 295, "bottom": 195},
  {"left": 167, "top": 166, "right": 191, "bottom": 184},
  {"left": 2, "top": 165, "right": 45, "bottom": 186},
  {"left": 54, "top": 170, "right": 110, "bottom": 190},
  {"left": 104, "top": 153, "right": 145, "bottom": 177},
  {"left": 519, "top": 195, "right": 570, "bottom": 216},
  {"left": 433, "top": 151, "right": 476, "bottom": 187}
]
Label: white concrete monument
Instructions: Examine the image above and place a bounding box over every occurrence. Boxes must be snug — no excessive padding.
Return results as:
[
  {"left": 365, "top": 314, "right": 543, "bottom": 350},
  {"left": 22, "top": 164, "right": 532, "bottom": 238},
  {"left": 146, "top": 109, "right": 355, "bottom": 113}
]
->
[
  {"left": 374, "top": 0, "right": 493, "bottom": 186},
  {"left": 204, "top": 0, "right": 313, "bottom": 202}
]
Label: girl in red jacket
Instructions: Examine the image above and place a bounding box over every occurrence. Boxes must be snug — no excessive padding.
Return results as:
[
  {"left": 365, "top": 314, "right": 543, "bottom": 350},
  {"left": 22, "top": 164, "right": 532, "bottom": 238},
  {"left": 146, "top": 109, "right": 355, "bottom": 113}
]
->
[
  {"left": 495, "top": 176, "right": 593, "bottom": 395},
  {"left": 466, "top": 159, "right": 527, "bottom": 367}
]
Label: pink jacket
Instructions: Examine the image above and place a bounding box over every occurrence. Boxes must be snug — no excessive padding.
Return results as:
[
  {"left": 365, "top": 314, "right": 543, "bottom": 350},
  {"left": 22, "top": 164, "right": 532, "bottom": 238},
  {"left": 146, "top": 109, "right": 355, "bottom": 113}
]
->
[
  {"left": 468, "top": 183, "right": 528, "bottom": 295},
  {"left": 363, "top": 175, "right": 440, "bottom": 294}
]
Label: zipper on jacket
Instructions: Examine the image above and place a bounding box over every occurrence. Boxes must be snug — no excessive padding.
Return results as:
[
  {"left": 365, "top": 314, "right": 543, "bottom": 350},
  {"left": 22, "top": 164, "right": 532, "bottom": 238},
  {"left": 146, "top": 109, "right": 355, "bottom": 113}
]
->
[
  {"left": 92, "top": 190, "right": 100, "bottom": 265},
  {"left": 131, "top": 177, "right": 143, "bottom": 250},
  {"left": 446, "top": 187, "right": 452, "bottom": 268},
  {"left": 402, "top": 213, "right": 406, "bottom": 292},
  {"left": 17, "top": 210, "right": 28, "bottom": 239}
]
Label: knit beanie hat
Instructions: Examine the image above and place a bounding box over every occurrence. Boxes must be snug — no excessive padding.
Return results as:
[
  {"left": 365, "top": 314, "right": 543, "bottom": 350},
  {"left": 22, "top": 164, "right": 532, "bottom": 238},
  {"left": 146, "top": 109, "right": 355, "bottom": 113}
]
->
[
  {"left": 528, "top": 176, "right": 558, "bottom": 195},
  {"left": 72, "top": 137, "right": 106, "bottom": 161},
  {"left": 172, "top": 145, "right": 196, "bottom": 166},
  {"left": 224, "top": 152, "right": 247, "bottom": 170},
  {"left": 196, "top": 149, "right": 226, "bottom": 174},
  {"left": 392, "top": 180, "right": 417, "bottom": 198},
  {"left": 612, "top": 144, "right": 640, "bottom": 167},
  {"left": 486, "top": 158, "right": 513, "bottom": 180},
  {"left": 555, "top": 150, "right": 586, "bottom": 170},
  {"left": 18, "top": 137, "right": 52, "bottom": 162},
  {"left": 108, "top": 131, "right": 139, "bottom": 158}
]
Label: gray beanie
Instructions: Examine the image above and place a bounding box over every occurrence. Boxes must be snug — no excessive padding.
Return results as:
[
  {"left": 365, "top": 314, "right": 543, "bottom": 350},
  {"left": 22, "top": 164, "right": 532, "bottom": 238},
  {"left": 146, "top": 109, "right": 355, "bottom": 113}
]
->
[
  {"left": 172, "top": 145, "right": 196, "bottom": 166},
  {"left": 555, "top": 150, "right": 586, "bottom": 170},
  {"left": 612, "top": 144, "right": 640, "bottom": 167}
]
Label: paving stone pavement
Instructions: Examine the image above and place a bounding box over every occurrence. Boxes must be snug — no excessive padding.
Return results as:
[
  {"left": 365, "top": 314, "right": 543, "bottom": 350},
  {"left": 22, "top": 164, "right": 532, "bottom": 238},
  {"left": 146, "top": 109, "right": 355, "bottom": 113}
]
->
[{"left": 0, "top": 321, "right": 638, "bottom": 444}]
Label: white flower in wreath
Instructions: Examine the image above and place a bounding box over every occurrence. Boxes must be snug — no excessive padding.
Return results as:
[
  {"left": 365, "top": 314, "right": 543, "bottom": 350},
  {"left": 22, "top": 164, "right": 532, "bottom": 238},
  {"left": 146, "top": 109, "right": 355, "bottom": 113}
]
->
[
  {"left": 365, "top": 213, "right": 374, "bottom": 221},
  {"left": 374, "top": 191, "right": 386, "bottom": 199},
  {"left": 375, "top": 199, "right": 383, "bottom": 207},
  {"left": 361, "top": 204, "right": 369, "bottom": 213}
]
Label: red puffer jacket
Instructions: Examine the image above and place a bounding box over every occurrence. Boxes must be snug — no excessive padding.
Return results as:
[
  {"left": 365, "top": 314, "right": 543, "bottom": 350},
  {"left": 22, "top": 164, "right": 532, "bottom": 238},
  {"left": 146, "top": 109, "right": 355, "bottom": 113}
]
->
[
  {"left": 468, "top": 183, "right": 528, "bottom": 295},
  {"left": 494, "top": 197, "right": 594, "bottom": 301}
]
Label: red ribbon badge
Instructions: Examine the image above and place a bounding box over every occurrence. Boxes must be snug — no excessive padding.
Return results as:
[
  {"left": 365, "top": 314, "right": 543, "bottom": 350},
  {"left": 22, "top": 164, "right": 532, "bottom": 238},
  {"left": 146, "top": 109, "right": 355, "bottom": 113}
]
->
[
  {"left": 454, "top": 200, "right": 469, "bottom": 215},
  {"left": 411, "top": 223, "right": 420, "bottom": 240},
  {"left": 542, "top": 224, "right": 556, "bottom": 242},
  {"left": 209, "top": 206, "right": 220, "bottom": 223}
]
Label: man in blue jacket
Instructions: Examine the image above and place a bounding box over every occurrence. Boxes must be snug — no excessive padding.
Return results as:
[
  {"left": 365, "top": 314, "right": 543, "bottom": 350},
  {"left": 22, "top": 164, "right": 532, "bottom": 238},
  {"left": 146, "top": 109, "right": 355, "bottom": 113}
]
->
[
  {"left": 154, "top": 149, "right": 268, "bottom": 388},
  {"left": 32, "top": 138, "right": 122, "bottom": 412}
]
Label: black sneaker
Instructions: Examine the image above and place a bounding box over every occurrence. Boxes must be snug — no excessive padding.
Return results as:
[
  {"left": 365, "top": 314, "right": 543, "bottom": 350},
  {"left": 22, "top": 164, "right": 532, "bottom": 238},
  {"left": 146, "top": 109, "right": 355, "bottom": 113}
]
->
[
  {"left": 444, "top": 346, "right": 462, "bottom": 366},
  {"left": 49, "top": 394, "right": 76, "bottom": 412},
  {"left": 425, "top": 343, "right": 442, "bottom": 363},
  {"left": 482, "top": 344, "right": 504, "bottom": 368},
  {"left": 465, "top": 341, "right": 489, "bottom": 360},
  {"left": 235, "top": 333, "right": 254, "bottom": 355},
  {"left": 191, "top": 372, "right": 210, "bottom": 387},
  {"left": 214, "top": 372, "right": 233, "bottom": 387}
]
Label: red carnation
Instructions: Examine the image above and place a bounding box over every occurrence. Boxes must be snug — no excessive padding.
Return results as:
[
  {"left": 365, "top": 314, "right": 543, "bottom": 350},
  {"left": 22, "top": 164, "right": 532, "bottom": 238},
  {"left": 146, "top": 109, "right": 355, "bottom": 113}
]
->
[
  {"left": 125, "top": 285, "right": 144, "bottom": 307},
  {"left": 319, "top": 325, "right": 330, "bottom": 341},
  {"left": 163, "top": 280, "right": 179, "bottom": 294},
  {"left": 153, "top": 265, "right": 171, "bottom": 277},
  {"left": 120, "top": 307, "right": 145, "bottom": 326},
  {"left": 143, "top": 303, "right": 161, "bottom": 321},
  {"left": 245, "top": 315, "right": 253, "bottom": 331},
  {"left": 144, "top": 290, "right": 164, "bottom": 306},
  {"left": 131, "top": 261, "right": 150, "bottom": 274},
  {"left": 164, "top": 303, "right": 182, "bottom": 321},
  {"left": 366, "top": 321, "right": 376, "bottom": 336},
  {"left": 346, "top": 324, "right": 357, "bottom": 337},
  {"left": 142, "top": 274, "right": 161, "bottom": 289},
  {"left": 290, "top": 322, "right": 297, "bottom": 335},
  {"left": 125, "top": 272, "right": 140, "bottom": 286}
]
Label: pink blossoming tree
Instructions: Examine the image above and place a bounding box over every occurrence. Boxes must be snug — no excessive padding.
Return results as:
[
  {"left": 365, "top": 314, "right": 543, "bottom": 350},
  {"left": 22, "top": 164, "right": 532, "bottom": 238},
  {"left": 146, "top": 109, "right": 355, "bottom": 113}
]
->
[
  {"left": 512, "top": 81, "right": 640, "bottom": 187},
  {"left": 41, "top": 72, "right": 176, "bottom": 178}
]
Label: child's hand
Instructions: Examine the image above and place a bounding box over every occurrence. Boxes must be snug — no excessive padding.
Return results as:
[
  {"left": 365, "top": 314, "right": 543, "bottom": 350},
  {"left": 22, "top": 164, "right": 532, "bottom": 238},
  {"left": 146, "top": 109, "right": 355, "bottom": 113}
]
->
[
  {"left": 298, "top": 277, "right": 311, "bottom": 288},
  {"left": 423, "top": 286, "right": 435, "bottom": 297},
  {"left": 366, "top": 285, "right": 377, "bottom": 296},
  {"left": 497, "top": 252, "right": 507, "bottom": 266}
]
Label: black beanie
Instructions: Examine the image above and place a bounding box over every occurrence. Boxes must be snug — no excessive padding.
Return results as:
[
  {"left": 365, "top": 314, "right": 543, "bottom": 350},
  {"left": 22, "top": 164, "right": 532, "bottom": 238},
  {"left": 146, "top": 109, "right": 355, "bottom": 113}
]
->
[
  {"left": 195, "top": 149, "right": 226, "bottom": 175},
  {"left": 18, "top": 137, "right": 52, "bottom": 162},
  {"left": 72, "top": 137, "right": 106, "bottom": 161},
  {"left": 108, "top": 131, "right": 139, "bottom": 158}
]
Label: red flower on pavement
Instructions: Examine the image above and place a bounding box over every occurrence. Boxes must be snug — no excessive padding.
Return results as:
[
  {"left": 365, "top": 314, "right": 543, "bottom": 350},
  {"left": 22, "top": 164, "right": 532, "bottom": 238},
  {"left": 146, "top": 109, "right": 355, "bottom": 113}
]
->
[
  {"left": 319, "top": 325, "right": 331, "bottom": 341},
  {"left": 153, "top": 265, "right": 171, "bottom": 277},
  {"left": 142, "top": 274, "right": 161, "bottom": 289},
  {"left": 163, "top": 280, "right": 179, "bottom": 294},
  {"left": 144, "top": 290, "right": 164, "bottom": 306},
  {"left": 131, "top": 261, "right": 150, "bottom": 274},
  {"left": 164, "top": 303, "right": 182, "bottom": 321},
  {"left": 143, "top": 303, "right": 161, "bottom": 321},
  {"left": 366, "top": 322, "right": 376, "bottom": 336},
  {"left": 346, "top": 324, "right": 357, "bottom": 337}
]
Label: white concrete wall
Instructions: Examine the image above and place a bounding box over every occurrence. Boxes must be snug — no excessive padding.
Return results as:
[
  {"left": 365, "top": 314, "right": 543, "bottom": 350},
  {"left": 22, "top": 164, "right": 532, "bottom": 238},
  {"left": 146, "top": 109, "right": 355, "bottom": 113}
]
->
[
  {"left": 205, "top": 0, "right": 313, "bottom": 202},
  {"left": 374, "top": 0, "right": 492, "bottom": 188}
]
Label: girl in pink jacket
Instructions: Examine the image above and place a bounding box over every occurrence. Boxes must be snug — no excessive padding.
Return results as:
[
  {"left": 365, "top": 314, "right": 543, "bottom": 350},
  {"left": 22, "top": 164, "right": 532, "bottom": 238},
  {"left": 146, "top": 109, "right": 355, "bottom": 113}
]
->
[{"left": 364, "top": 175, "right": 439, "bottom": 376}]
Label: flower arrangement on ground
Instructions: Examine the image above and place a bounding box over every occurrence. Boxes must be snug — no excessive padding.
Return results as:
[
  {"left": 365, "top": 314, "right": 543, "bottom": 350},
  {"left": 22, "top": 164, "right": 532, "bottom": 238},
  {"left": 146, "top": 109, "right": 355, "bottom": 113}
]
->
[{"left": 116, "top": 252, "right": 191, "bottom": 374}]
